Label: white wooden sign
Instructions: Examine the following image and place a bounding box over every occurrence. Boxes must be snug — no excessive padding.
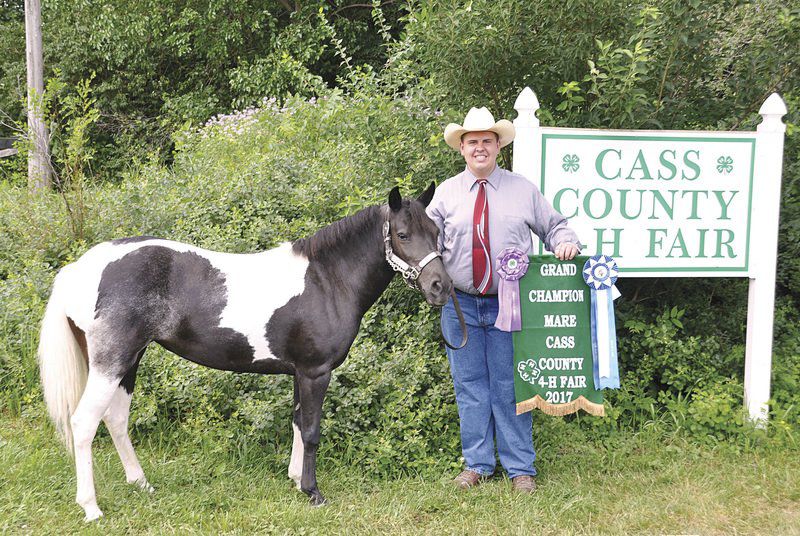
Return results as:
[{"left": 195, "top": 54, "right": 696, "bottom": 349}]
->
[{"left": 511, "top": 87, "right": 787, "bottom": 423}]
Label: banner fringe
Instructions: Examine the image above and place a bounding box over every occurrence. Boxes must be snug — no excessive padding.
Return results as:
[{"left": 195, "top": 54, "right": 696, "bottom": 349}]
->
[{"left": 516, "top": 395, "right": 605, "bottom": 416}]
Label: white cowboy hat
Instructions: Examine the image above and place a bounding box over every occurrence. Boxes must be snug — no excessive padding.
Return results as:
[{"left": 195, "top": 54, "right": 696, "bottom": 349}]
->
[{"left": 443, "top": 107, "right": 515, "bottom": 150}]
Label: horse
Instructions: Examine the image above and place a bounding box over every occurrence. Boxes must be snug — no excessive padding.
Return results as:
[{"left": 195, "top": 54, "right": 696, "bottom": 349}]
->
[{"left": 38, "top": 184, "right": 453, "bottom": 521}]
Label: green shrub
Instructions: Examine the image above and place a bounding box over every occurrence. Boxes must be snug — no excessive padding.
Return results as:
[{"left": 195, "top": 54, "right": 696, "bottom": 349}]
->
[
  {"left": 685, "top": 378, "right": 747, "bottom": 443},
  {"left": 619, "top": 307, "right": 742, "bottom": 397},
  {"left": 0, "top": 259, "right": 49, "bottom": 414},
  {"left": 771, "top": 299, "right": 800, "bottom": 429},
  {"left": 0, "top": 90, "right": 467, "bottom": 475},
  {"left": 1, "top": 85, "right": 797, "bottom": 478}
]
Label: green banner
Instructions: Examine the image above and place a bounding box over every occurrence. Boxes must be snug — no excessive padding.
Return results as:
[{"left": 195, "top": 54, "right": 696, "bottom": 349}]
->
[{"left": 513, "top": 255, "right": 604, "bottom": 416}]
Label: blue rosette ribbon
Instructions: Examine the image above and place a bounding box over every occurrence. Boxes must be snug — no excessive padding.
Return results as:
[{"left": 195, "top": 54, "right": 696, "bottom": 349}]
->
[
  {"left": 582, "top": 255, "right": 621, "bottom": 390},
  {"left": 494, "top": 248, "right": 529, "bottom": 332}
]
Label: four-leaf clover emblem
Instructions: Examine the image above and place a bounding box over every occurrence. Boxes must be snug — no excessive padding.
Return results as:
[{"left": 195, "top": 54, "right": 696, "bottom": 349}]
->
[
  {"left": 517, "top": 359, "right": 541, "bottom": 384},
  {"left": 562, "top": 154, "right": 580, "bottom": 172},
  {"left": 716, "top": 156, "right": 733, "bottom": 174}
]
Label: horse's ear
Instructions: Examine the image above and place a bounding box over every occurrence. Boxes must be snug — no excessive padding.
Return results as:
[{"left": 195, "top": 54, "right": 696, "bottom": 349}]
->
[
  {"left": 388, "top": 186, "right": 403, "bottom": 212},
  {"left": 418, "top": 181, "right": 436, "bottom": 208}
]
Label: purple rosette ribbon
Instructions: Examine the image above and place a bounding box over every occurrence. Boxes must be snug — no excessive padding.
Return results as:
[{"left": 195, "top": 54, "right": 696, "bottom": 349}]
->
[{"left": 494, "top": 248, "right": 529, "bottom": 332}]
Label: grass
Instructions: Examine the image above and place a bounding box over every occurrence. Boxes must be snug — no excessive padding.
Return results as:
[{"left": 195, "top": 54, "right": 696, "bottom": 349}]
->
[{"left": 1, "top": 412, "right": 799, "bottom": 535}]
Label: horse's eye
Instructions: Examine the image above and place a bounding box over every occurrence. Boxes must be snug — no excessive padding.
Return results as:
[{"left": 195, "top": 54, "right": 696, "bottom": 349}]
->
[{"left": 397, "top": 232, "right": 409, "bottom": 241}]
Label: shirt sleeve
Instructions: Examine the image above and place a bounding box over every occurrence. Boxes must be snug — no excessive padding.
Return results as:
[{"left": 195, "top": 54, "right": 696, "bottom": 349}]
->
[{"left": 530, "top": 185, "right": 583, "bottom": 252}]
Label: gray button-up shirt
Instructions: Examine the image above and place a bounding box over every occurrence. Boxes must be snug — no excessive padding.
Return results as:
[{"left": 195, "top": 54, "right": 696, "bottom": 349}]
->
[{"left": 426, "top": 165, "right": 581, "bottom": 295}]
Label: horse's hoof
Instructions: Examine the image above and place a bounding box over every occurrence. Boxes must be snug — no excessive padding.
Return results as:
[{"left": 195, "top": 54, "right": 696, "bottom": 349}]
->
[
  {"left": 304, "top": 489, "right": 327, "bottom": 506},
  {"left": 302, "top": 485, "right": 327, "bottom": 506},
  {"left": 83, "top": 506, "right": 103, "bottom": 522},
  {"left": 129, "top": 476, "right": 155, "bottom": 493}
]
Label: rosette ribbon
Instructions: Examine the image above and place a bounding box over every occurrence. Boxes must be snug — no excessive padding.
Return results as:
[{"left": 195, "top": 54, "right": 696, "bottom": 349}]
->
[
  {"left": 582, "top": 255, "right": 621, "bottom": 390},
  {"left": 494, "top": 248, "right": 529, "bottom": 332}
]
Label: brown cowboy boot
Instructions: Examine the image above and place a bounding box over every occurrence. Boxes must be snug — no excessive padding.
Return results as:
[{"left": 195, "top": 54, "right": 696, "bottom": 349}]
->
[
  {"left": 453, "top": 470, "right": 486, "bottom": 489},
  {"left": 511, "top": 475, "right": 536, "bottom": 493}
]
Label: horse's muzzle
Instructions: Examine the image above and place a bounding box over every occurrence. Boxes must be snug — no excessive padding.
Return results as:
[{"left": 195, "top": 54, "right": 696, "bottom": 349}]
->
[{"left": 423, "top": 277, "right": 452, "bottom": 307}]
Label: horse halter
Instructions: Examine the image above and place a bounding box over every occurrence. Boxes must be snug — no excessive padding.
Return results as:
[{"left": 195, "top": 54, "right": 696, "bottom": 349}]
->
[
  {"left": 383, "top": 220, "right": 467, "bottom": 350},
  {"left": 382, "top": 220, "right": 468, "bottom": 350},
  {"left": 382, "top": 221, "right": 441, "bottom": 289}
]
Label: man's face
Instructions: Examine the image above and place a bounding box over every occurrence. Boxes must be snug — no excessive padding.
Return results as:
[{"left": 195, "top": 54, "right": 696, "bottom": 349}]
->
[{"left": 460, "top": 131, "right": 500, "bottom": 178}]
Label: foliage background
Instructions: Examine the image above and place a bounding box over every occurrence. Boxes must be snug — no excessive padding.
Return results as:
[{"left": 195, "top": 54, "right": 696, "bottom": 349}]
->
[{"left": 0, "top": 0, "right": 798, "bottom": 475}]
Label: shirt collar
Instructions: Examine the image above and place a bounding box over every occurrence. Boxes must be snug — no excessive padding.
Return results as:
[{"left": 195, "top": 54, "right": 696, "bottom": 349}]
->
[{"left": 464, "top": 165, "right": 502, "bottom": 191}]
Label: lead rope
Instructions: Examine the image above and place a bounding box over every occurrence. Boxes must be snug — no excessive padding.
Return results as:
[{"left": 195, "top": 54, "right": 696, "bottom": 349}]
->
[{"left": 442, "top": 288, "right": 468, "bottom": 350}]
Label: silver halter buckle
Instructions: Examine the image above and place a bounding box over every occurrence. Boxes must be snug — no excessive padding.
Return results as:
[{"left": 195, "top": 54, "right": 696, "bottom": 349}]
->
[{"left": 383, "top": 221, "right": 441, "bottom": 289}]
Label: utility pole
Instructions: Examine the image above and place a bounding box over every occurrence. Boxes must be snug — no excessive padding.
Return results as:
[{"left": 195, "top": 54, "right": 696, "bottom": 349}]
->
[{"left": 25, "top": 0, "right": 51, "bottom": 189}]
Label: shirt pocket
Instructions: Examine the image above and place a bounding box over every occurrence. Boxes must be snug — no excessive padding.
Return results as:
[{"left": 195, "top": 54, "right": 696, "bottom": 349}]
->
[{"left": 444, "top": 209, "right": 473, "bottom": 239}]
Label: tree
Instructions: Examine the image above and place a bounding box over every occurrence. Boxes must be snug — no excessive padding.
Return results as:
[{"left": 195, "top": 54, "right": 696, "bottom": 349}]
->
[{"left": 24, "top": 0, "right": 51, "bottom": 189}]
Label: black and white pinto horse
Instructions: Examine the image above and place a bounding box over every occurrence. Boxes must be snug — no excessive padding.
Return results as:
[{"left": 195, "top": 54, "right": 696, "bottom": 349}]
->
[{"left": 38, "top": 185, "right": 452, "bottom": 521}]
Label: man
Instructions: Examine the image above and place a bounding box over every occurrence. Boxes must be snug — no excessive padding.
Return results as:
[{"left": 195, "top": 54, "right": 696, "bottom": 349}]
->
[{"left": 426, "top": 107, "right": 580, "bottom": 493}]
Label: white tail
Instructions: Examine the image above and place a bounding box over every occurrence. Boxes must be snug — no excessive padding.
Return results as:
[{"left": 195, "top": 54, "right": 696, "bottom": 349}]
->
[{"left": 38, "top": 266, "right": 88, "bottom": 454}]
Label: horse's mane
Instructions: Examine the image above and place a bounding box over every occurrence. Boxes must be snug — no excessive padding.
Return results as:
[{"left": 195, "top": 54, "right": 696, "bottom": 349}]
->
[
  {"left": 292, "top": 205, "right": 383, "bottom": 260},
  {"left": 292, "top": 200, "right": 430, "bottom": 261}
]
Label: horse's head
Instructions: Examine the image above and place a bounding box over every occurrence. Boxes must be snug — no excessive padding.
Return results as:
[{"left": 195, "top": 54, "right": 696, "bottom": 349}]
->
[{"left": 385, "top": 183, "right": 452, "bottom": 306}]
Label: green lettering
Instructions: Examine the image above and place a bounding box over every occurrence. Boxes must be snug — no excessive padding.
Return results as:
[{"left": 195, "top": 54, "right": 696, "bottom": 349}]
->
[
  {"left": 595, "top": 228, "right": 623, "bottom": 257},
  {"left": 679, "top": 190, "right": 709, "bottom": 220},
  {"left": 666, "top": 229, "right": 690, "bottom": 258},
  {"left": 553, "top": 188, "right": 579, "bottom": 218},
  {"left": 649, "top": 190, "right": 678, "bottom": 220},
  {"left": 681, "top": 150, "right": 701, "bottom": 180},
  {"left": 713, "top": 190, "right": 738, "bottom": 220},
  {"left": 619, "top": 189, "right": 645, "bottom": 219},
  {"left": 696, "top": 228, "right": 708, "bottom": 258},
  {"left": 583, "top": 188, "right": 612, "bottom": 219},
  {"left": 626, "top": 150, "right": 653, "bottom": 180},
  {"left": 647, "top": 229, "right": 668, "bottom": 258},
  {"left": 595, "top": 149, "right": 621, "bottom": 180},
  {"left": 658, "top": 150, "right": 677, "bottom": 180},
  {"left": 714, "top": 229, "right": 736, "bottom": 258}
]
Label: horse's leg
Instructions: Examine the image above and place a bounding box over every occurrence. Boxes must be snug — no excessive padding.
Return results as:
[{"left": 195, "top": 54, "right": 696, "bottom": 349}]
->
[
  {"left": 288, "top": 374, "right": 303, "bottom": 489},
  {"left": 102, "top": 351, "right": 154, "bottom": 492},
  {"left": 297, "top": 369, "right": 331, "bottom": 505},
  {"left": 71, "top": 369, "right": 123, "bottom": 521}
]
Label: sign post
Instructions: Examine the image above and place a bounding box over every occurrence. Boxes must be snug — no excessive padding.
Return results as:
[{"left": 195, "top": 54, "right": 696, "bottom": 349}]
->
[
  {"left": 512, "top": 87, "right": 787, "bottom": 424},
  {"left": 744, "top": 94, "right": 788, "bottom": 422}
]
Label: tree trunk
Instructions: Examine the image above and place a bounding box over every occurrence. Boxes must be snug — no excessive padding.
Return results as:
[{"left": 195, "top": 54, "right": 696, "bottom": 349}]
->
[{"left": 25, "top": 0, "right": 51, "bottom": 190}]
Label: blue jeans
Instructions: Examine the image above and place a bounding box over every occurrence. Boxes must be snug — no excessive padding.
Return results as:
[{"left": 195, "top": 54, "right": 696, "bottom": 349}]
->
[{"left": 442, "top": 290, "right": 536, "bottom": 479}]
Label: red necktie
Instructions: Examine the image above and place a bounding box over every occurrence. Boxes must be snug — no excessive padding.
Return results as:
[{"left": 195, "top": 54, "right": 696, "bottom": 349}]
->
[{"left": 472, "top": 179, "right": 492, "bottom": 294}]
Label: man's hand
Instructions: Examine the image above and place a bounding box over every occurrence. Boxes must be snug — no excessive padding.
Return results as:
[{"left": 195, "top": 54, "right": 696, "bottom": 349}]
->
[{"left": 554, "top": 242, "right": 579, "bottom": 261}]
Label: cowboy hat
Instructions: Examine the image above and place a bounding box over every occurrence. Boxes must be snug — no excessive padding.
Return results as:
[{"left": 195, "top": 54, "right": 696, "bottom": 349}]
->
[{"left": 443, "top": 107, "right": 515, "bottom": 150}]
